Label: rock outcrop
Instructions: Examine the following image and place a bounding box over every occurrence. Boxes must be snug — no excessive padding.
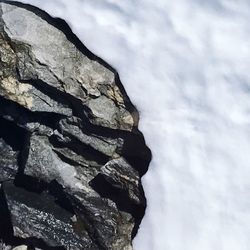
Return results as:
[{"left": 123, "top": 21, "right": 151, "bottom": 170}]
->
[{"left": 0, "top": 1, "right": 151, "bottom": 250}]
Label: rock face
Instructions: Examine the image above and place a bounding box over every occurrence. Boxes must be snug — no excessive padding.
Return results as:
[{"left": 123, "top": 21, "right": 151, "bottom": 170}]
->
[{"left": 0, "top": 1, "right": 151, "bottom": 250}]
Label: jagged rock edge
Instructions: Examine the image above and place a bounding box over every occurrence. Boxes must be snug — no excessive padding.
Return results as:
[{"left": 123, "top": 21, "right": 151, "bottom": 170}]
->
[{"left": 0, "top": 1, "right": 152, "bottom": 249}]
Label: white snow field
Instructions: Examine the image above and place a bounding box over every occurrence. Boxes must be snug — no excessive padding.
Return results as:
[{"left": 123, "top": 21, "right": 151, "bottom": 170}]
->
[{"left": 15, "top": 0, "right": 250, "bottom": 249}]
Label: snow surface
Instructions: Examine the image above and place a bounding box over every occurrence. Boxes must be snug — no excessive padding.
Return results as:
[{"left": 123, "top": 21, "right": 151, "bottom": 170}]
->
[{"left": 14, "top": 0, "right": 250, "bottom": 249}]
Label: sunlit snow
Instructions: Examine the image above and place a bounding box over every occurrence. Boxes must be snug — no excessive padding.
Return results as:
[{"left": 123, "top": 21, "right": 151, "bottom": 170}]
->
[{"left": 15, "top": 0, "right": 250, "bottom": 249}]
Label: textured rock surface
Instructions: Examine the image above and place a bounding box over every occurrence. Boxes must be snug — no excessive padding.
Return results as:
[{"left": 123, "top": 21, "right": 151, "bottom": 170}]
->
[{"left": 0, "top": 1, "right": 151, "bottom": 250}]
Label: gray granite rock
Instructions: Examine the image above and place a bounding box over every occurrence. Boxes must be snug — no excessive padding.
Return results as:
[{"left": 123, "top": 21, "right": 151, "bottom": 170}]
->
[
  {"left": 2, "top": 181, "right": 97, "bottom": 250},
  {"left": 12, "top": 245, "right": 28, "bottom": 250},
  {"left": 100, "top": 158, "right": 143, "bottom": 205},
  {"left": 0, "top": 1, "right": 151, "bottom": 250},
  {"left": 0, "top": 1, "right": 134, "bottom": 131},
  {"left": 0, "top": 138, "right": 19, "bottom": 182}
]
